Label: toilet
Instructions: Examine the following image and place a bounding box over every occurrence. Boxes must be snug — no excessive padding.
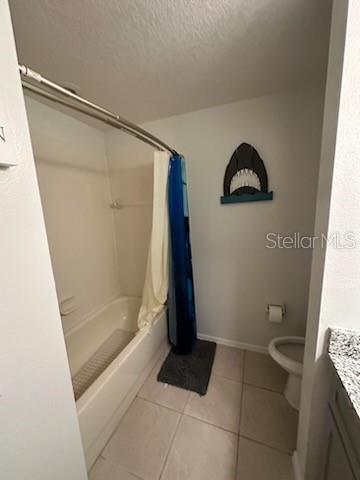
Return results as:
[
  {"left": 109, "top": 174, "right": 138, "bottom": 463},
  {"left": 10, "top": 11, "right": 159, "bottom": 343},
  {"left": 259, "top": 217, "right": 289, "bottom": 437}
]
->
[{"left": 268, "top": 336, "right": 305, "bottom": 410}]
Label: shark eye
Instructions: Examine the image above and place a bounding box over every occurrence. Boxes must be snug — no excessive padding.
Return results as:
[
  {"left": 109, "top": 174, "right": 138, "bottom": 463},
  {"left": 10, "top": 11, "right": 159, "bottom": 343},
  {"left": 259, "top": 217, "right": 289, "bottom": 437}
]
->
[{"left": 229, "top": 168, "right": 261, "bottom": 194}]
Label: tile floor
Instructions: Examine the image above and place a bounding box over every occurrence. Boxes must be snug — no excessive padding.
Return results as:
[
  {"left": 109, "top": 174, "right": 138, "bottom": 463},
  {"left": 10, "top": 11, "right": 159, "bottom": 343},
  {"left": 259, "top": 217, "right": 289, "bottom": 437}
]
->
[{"left": 90, "top": 345, "right": 297, "bottom": 480}]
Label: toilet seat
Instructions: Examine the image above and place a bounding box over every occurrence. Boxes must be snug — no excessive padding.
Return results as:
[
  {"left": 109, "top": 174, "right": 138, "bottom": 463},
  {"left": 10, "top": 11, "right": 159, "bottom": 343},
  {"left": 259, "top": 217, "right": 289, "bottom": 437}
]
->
[{"left": 268, "top": 336, "right": 305, "bottom": 378}]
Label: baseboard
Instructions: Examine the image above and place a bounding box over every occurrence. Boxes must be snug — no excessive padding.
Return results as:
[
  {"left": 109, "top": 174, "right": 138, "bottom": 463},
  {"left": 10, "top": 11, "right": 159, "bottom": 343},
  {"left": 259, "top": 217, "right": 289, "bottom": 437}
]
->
[
  {"left": 292, "top": 451, "right": 303, "bottom": 480},
  {"left": 197, "top": 333, "right": 268, "bottom": 354}
]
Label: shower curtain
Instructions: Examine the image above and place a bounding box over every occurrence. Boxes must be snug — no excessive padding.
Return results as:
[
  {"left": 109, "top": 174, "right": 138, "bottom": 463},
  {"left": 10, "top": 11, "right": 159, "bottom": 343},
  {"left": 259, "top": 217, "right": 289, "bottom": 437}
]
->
[
  {"left": 167, "top": 154, "right": 197, "bottom": 354},
  {"left": 138, "top": 151, "right": 170, "bottom": 329},
  {"left": 138, "top": 151, "right": 197, "bottom": 355}
]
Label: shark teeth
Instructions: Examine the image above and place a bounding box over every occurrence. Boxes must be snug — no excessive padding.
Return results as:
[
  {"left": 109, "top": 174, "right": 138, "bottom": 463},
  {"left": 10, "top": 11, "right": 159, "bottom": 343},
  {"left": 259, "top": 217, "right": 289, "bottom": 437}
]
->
[{"left": 229, "top": 169, "right": 261, "bottom": 193}]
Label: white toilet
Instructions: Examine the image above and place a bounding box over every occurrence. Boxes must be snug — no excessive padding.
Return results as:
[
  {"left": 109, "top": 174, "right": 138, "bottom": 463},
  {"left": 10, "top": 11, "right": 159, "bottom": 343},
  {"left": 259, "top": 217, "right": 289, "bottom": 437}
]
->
[{"left": 268, "top": 336, "right": 305, "bottom": 410}]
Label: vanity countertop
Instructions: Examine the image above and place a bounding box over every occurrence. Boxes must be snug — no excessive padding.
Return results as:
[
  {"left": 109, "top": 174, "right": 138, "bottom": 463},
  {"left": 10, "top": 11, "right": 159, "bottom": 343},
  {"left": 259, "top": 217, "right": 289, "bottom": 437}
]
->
[{"left": 328, "top": 327, "right": 360, "bottom": 418}]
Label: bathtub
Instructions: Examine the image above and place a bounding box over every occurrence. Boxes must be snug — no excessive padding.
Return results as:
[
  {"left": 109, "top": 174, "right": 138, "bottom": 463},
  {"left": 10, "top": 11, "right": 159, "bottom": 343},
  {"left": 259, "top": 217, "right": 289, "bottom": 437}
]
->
[{"left": 64, "top": 297, "right": 168, "bottom": 470}]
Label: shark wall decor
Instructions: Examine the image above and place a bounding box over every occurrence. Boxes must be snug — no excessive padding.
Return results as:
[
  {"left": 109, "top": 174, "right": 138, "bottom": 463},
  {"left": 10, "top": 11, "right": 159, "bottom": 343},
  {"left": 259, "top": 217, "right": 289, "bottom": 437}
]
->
[{"left": 220, "top": 142, "right": 273, "bottom": 204}]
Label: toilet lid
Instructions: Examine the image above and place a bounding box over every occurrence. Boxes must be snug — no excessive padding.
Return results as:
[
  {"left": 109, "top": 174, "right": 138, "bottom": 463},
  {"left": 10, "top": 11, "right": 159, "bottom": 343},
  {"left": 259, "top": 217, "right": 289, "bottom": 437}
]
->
[{"left": 277, "top": 343, "right": 304, "bottom": 363}]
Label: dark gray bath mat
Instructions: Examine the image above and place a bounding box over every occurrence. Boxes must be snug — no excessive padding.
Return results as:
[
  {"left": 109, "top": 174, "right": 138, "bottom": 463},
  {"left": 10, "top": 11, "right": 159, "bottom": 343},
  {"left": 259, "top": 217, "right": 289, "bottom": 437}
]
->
[{"left": 157, "top": 340, "right": 216, "bottom": 395}]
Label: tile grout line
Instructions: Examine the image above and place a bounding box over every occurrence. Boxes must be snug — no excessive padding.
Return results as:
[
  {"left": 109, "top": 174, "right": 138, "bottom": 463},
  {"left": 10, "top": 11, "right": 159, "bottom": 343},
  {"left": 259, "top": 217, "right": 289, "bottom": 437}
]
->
[
  {"left": 101, "top": 395, "right": 182, "bottom": 480},
  {"left": 96, "top": 348, "right": 171, "bottom": 470},
  {"left": 211, "top": 372, "right": 243, "bottom": 384},
  {"left": 213, "top": 344, "right": 245, "bottom": 384},
  {"left": 97, "top": 401, "right": 134, "bottom": 463},
  {"left": 236, "top": 349, "right": 247, "bottom": 475},
  {"left": 138, "top": 347, "right": 171, "bottom": 391},
  {"left": 137, "top": 394, "right": 188, "bottom": 416},
  {"left": 239, "top": 433, "right": 294, "bottom": 456},
  {"left": 139, "top": 381, "right": 242, "bottom": 435},
  {"left": 96, "top": 454, "right": 145, "bottom": 480},
  {"left": 97, "top": 347, "right": 179, "bottom": 478},
  {"left": 157, "top": 411, "right": 183, "bottom": 480},
  {"left": 142, "top": 375, "right": 282, "bottom": 405},
  {"left": 182, "top": 391, "right": 191, "bottom": 414},
  {"left": 182, "top": 411, "right": 240, "bottom": 436},
  {"left": 238, "top": 349, "right": 247, "bottom": 433},
  {"left": 243, "top": 380, "right": 286, "bottom": 395},
  {"left": 140, "top": 344, "right": 245, "bottom": 437},
  {"left": 239, "top": 355, "right": 297, "bottom": 457},
  {"left": 242, "top": 381, "right": 299, "bottom": 413}
]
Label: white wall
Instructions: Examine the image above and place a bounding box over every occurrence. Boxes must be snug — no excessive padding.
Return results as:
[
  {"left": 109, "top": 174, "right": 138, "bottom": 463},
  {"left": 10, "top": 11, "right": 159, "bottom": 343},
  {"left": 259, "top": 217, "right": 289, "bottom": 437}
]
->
[
  {"left": 296, "top": 1, "right": 357, "bottom": 479},
  {"left": 0, "top": 2, "right": 87, "bottom": 478},
  {"left": 25, "top": 96, "right": 120, "bottom": 332},
  {"left": 106, "top": 88, "right": 324, "bottom": 347}
]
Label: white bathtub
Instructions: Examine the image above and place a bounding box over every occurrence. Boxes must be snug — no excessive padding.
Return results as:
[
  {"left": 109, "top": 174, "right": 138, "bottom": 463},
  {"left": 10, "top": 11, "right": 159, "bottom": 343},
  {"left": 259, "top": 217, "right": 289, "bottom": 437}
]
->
[{"left": 64, "top": 297, "right": 168, "bottom": 470}]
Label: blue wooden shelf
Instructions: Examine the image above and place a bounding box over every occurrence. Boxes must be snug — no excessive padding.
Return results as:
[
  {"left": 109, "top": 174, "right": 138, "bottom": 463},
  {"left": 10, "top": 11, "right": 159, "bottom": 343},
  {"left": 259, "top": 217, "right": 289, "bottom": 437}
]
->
[{"left": 220, "top": 192, "right": 273, "bottom": 204}]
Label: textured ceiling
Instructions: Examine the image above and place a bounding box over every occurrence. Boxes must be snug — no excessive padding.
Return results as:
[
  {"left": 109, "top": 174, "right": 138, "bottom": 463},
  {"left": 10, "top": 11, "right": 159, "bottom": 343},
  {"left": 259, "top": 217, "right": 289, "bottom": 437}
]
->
[{"left": 10, "top": 0, "right": 331, "bottom": 123}]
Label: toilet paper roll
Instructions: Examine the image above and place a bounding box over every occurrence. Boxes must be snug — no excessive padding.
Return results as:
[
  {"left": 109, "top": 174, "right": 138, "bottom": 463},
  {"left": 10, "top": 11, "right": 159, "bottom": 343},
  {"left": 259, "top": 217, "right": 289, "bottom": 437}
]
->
[{"left": 268, "top": 305, "right": 283, "bottom": 323}]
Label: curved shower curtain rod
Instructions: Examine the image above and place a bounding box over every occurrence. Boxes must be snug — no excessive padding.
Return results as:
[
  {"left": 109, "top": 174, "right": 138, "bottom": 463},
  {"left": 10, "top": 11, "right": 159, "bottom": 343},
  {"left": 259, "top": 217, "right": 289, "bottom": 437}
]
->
[{"left": 19, "top": 65, "right": 178, "bottom": 156}]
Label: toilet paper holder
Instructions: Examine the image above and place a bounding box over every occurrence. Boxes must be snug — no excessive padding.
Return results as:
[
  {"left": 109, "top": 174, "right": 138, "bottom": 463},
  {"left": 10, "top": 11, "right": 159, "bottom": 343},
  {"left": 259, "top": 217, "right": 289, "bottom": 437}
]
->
[{"left": 266, "top": 304, "right": 286, "bottom": 316}]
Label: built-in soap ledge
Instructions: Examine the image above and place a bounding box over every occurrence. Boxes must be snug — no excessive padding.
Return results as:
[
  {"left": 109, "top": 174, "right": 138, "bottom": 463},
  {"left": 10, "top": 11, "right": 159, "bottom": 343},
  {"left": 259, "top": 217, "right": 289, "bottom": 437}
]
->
[{"left": 59, "top": 296, "right": 77, "bottom": 316}]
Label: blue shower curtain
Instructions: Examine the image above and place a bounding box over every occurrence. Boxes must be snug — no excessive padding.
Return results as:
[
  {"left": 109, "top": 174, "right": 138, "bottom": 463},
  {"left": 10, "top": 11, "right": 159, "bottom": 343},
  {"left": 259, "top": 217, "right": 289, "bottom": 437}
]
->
[{"left": 167, "top": 154, "right": 197, "bottom": 354}]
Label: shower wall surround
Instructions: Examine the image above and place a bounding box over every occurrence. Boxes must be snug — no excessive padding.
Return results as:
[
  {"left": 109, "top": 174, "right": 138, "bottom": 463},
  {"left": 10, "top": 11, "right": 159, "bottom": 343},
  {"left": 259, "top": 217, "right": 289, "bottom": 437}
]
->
[
  {"left": 25, "top": 96, "right": 120, "bottom": 332},
  {"left": 106, "top": 88, "right": 324, "bottom": 348}
]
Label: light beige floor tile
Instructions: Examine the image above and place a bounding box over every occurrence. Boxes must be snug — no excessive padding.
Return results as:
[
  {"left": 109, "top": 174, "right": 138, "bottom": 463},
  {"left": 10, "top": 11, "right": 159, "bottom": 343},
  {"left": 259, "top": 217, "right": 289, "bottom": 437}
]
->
[
  {"left": 138, "top": 358, "right": 190, "bottom": 412},
  {"left": 184, "top": 374, "right": 242, "bottom": 433},
  {"left": 102, "top": 398, "right": 180, "bottom": 480},
  {"left": 89, "top": 457, "right": 140, "bottom": 480},
  {"left": 240, "top": 384, "right": 298, "bottom": 453},
  {"left": 244, "top": 351, "right": 287, "bottom": 392},
  {"left": 161, "top": 415, "right": 238, "bottom": 480},
  {"left": 212, "top": 345, "right": 244, "bottom": 381},
  {"left": 237, "top": 437, "right": 294, "bottom": 480}
]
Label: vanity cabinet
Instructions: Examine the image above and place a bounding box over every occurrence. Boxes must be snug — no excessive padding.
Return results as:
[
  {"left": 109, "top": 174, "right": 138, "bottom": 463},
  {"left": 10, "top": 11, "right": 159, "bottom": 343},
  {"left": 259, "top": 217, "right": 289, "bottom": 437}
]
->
[
  {"left": 323, "top": 371, "right": 360, "bottom": 480},
  {"left": 324, "top": 414, "right": 356, "bottom": 480}
]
